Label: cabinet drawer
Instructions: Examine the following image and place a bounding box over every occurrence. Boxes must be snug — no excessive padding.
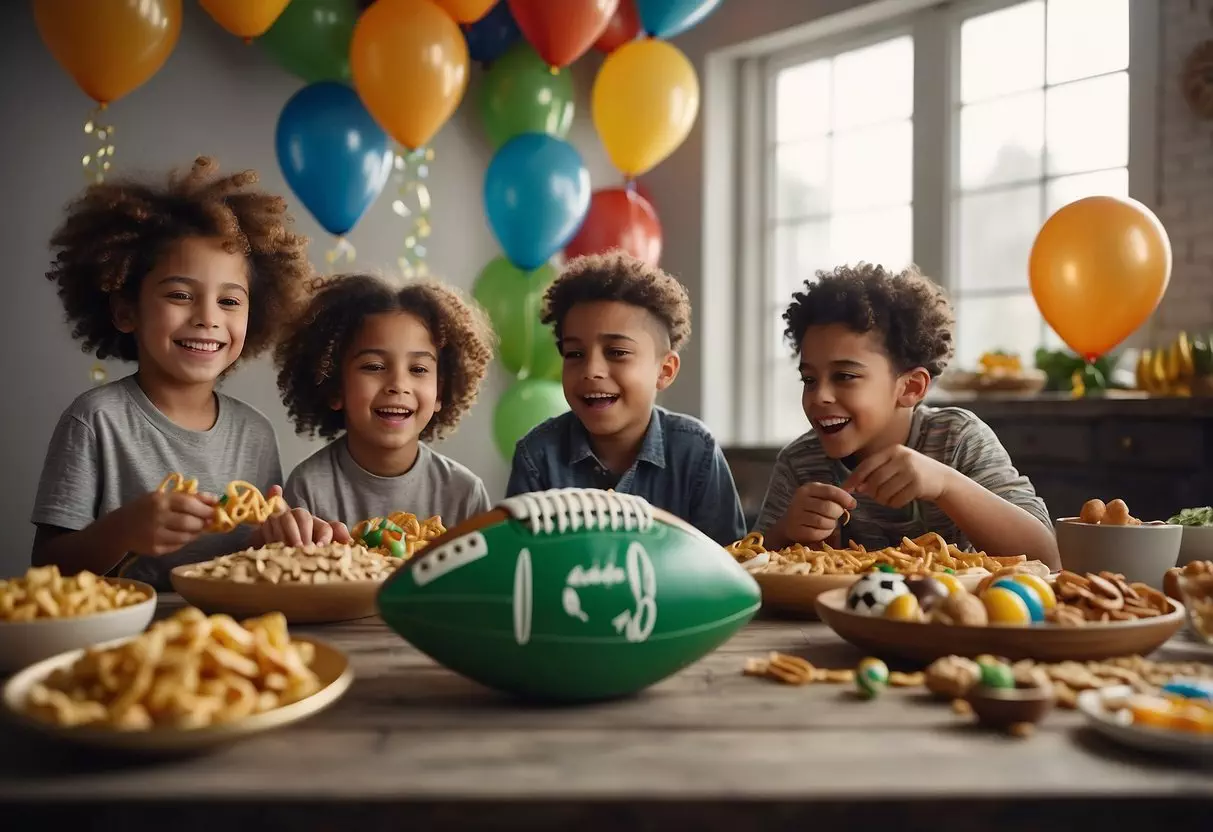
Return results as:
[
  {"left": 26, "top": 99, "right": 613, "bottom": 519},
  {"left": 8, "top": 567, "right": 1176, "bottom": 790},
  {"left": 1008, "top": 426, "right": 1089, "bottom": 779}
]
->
[
  {"left": 1095, "top": 421, "right": 1205, "bottom": 468},
  {"left": 987, "top": 422, "right": 1093, "bottom": 465}
]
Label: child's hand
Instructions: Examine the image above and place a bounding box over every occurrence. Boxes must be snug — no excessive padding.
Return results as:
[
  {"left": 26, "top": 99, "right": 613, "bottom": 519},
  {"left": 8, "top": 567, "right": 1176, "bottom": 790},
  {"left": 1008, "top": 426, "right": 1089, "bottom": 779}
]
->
[
  {"left": 777, "top": 483, "right": 857, "bottom": 545},
  {"left": 253, "top": 486, "right": 351, "bottom": 548},
  {"left": 843, "top": 445, "right": 955, "bottom": 508},
  {"left": 117, "top": 488, "right": 219, "bottom": 556}
]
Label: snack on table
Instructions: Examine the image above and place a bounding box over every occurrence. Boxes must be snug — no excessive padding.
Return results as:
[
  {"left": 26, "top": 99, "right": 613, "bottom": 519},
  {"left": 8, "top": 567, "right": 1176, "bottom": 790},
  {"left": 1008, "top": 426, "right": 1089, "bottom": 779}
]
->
[
  {"left": 1099, "top": 688, "right": 1213, "bottom": 735},
  {"left": 351, "top": 511, "right": 446, "bottom": 560},
  {"left": 1169, "top": 562, "right": 1213, "bottom": 640},
  {"left": 0, "top": 566, "right": 151, "bottom": 622},
  {"left": 1164, "top": 560, "right": 1212, "bottom": 602},
  {"left": 159, "top": 472, "right": 286, "bottom": 534},
  {"left": 740, "top": 652, "right": 920, "bottom": 688},
  {"left": 21, "top": 606, "right": 321, "bottom": 730},
  {"left": 181, "top": 542, "right": 401, "bottom": 584},
  {"left": 1078, "top": 497, "right": 1142, "bottom": 526}
]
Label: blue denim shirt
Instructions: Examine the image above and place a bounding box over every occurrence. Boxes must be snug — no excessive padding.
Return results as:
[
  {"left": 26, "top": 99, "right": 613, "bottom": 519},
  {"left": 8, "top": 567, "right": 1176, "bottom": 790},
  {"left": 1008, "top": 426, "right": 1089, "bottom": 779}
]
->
[{"left": 505, "top": 406, "right": 747, "bottom": 546}]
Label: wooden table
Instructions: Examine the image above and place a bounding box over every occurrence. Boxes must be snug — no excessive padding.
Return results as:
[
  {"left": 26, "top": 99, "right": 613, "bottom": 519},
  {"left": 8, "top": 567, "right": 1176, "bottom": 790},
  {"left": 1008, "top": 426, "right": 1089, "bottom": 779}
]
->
[{"left": 2, "top": 596, "right": 1211, "bottom": 830}]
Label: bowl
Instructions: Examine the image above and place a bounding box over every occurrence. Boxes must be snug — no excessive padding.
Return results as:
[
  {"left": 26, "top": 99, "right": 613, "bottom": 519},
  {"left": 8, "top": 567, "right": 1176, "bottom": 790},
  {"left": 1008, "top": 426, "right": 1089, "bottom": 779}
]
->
[
  {"left": 966, "top": 682, "right": 1055, "bottom": 729},
  {"left": 1054, "top": 518, "right": 1182, "bottom": 587},
  {"left": 1177, "top": 525, "right": 1213, "bottom": 567},
  {"left": 752, "top": 571, "right": 986, "bottom": 619},
  {"left": 170, "top": 566, "right": 383, "bottom": 624},
  {"left": 0, "top": 578, "right": 157, "bottom": 675}
]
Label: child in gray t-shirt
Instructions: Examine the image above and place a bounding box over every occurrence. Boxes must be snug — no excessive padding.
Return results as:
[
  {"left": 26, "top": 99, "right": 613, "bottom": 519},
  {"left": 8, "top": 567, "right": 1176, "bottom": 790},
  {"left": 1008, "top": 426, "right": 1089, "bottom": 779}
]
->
[
  {"left": 30, "top": 156, "right": 327, "bottom": 589},
  {"left": 263, "top": 274, "right": 496, "bottom": 544}
]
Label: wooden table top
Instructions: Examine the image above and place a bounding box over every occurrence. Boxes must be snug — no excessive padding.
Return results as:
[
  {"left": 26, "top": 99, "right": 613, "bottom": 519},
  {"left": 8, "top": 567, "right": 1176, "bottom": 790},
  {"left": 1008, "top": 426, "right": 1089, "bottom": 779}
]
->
[{"left": 2, "top": 595, "right": 1211, "bottom": 830}]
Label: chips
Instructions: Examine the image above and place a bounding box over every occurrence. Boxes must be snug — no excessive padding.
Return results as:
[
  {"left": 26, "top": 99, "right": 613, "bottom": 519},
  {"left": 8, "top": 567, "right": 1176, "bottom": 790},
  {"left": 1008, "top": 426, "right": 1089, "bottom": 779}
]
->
[
  {"left": 22, "top": 606, "right": 322, "bottom": 730},
  {"left": 181, "top": 542, "right": 401, "bottom": 584},
  {"left": 0, "top": 566, "right": 151, "bottom": 622},
  {"left": 350, "top": 511, "right": 446, "bottom": 560}
]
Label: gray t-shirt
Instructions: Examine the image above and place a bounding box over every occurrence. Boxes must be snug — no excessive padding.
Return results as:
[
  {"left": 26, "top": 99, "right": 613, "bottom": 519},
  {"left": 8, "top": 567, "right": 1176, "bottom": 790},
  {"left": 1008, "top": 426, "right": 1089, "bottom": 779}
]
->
[
  {"left": 30, "top": 374, "right": 283, "bottom": 589},
  {"left": 284, "top": 436, "right": 491, "bottom": 530}
]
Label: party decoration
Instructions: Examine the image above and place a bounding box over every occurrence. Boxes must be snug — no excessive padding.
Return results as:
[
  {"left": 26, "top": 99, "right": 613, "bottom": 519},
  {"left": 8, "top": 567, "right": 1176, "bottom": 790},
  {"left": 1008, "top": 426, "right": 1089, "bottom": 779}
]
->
[
  {"left": 199, "top": 0, "right": 291, "bottom": 40},
  {"left": 492, "top": 378, "right": 568, "bottom": 460},
  {"left": 635, "top": 0, "right": 723, "bottom": 39},
  {"left": 479, "top": 43, "right": 575, "bottom": 150},
  {"left": 484, "top": 133, "right": 591, "bottom": 271},
  {"left": 275, "top": 81, "right": 393, "bottom": 237},
  {"left": 1028, "top": 196, "right": 1171, "bottom": 361},
  {"left": 435, "top": 0, "right": 496, "bottom": 23},
  {"left": 81, "top": 109, "right": 116, "bottom": 183},
  {"left": 594, "top": 0, "right": 640, "bottom": 53},
  {"left": 473, "top": 257, "right": 561, "bottom": 378},
  {"left": 391, "top": 146, "right": 434, "bottom": 278},
  {"left": 351, "top": 0, "right": 470, "bottom": 149},
  {"left": 507, "top": 0, "right": 619, "bottom": 68},
  {"left": 564, "top": 187, "right": 662, "bottom": 266},
  {"left": 462, "top": 1, "right": 522, "bottom": 64},
  {"left": 259, "top": 0, "right": 359, "bottom": 83},
  {"left": 592, "top": 38, "right": 699, "bottom": 177}
]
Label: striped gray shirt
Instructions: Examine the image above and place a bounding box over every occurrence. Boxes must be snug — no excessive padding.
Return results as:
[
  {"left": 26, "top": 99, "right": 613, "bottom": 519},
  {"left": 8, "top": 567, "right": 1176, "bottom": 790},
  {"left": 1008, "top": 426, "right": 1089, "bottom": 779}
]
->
[{"left": 754, "top": 405, "right": 1051, "bottom": 553}]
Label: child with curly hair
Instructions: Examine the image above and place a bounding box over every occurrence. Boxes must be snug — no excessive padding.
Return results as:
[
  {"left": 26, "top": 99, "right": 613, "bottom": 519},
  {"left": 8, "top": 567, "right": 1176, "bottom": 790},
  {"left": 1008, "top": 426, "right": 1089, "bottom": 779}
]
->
[
  {"left": 754, "top": 263, "right": 1059, "bottom": 568},
  {"left": 271, "top": 273, "right": 495, "bottom": 538},
  {"left": 505, "top": 251, "right": 746, "bottom": 546},
  {"left": 31, "top": 157, "right": 338, "bottom": 589}
]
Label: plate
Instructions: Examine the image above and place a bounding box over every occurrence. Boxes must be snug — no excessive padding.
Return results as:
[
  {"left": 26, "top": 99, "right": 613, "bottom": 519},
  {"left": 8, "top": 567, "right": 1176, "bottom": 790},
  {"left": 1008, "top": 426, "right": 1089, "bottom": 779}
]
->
[
  {"left": 753, "top": 571, "right": 985, "bottom": 619},
  {"left": 170, "top": 566, "right": 383, "bottom": 624},
  {"left": 814, "top": 587, "right": 1185, "bottom": 663},
  {"left": 1, "top": 635, "right": 352, "bottom": 754},
  {"left": 0, "top": 579, "right": 157, "bottom": 675},
  {"left": 1077, "top": 685, "right": 1213, "bottom": 758}
]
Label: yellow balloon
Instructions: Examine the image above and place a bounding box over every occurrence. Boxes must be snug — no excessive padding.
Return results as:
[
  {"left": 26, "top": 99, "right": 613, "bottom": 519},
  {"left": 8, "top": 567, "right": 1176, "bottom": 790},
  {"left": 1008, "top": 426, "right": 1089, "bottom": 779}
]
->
[
  {"left": 33, "top": 0, "right": 182, "bottom": 105},
  {"left": 1029, "top": 196, "right": 1171, "bottom": 361},
  {"left": 199, "top": 0, "right": 292, "bottom": 40},
  {"left": 592, "top": 38, "right": 699, "bottom": 177}
]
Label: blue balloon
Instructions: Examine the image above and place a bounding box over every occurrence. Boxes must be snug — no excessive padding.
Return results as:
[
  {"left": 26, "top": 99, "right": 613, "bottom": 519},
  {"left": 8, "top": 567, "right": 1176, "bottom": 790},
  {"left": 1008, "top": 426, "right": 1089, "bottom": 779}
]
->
[
  {"left": 636, "top": 0, "right": 723, "bottom": 39},
  {"left": 484, "top": 134, "right": 591, "bottom": 271},
  {"left": 275, "top": 81, "right": 392, "bottom": 237},
  {"left": 462, "top": 1, "right": 520, "bottom": 65}
]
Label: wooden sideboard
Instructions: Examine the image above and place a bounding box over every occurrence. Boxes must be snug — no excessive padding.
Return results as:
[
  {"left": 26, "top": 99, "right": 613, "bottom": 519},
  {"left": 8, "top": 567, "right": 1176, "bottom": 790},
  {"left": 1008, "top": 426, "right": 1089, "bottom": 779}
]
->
[{"left": 723, "top": 394, "right": 1213, "bottom": 531}]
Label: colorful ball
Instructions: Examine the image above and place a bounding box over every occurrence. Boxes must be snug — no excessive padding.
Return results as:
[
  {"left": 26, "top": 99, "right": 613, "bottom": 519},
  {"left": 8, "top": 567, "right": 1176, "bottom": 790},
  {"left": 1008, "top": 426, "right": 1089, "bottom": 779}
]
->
[
  {"left": 846, "top": 572, "right": 909, "bottom": 617},
  {"left": 990, "top": 579, "right": 1045, "bottom": 622},
  {"left": 982, "top": 586, "right": 1032, "bottom": 626},
  {"left": 1010, "top": 574, "right": 1056, "bottom": 610},
  {"left": 856, "top": 657, "right": 889, "bottom": 698},
  {"left": 932, "top": 573, "right": 965, "bottom": 597},
  {"left": 883, "top": 592, "right": 923, "bottom": 622},
  {"left": 979, "top": 661, "right": 1015, "bottom": 690},
  {"left": 906, "top": 576, "right": 949, "bottom": 611}
]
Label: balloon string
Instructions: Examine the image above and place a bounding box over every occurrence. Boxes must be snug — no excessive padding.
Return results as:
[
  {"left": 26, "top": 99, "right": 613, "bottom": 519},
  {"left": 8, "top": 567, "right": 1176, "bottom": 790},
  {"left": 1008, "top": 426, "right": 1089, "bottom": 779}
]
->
[
  {"left": 82, "top": 105, "right": 115, "bottom": 184},
  {"left": 521, "top": 274, "right": 536, "bottom": 380},
  {"left": 392, "top": 145, "right": 434, "bottom": 280}
]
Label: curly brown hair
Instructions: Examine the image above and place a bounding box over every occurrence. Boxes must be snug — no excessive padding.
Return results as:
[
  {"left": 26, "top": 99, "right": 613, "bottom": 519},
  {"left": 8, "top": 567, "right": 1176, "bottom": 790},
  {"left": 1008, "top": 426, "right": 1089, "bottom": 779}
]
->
[
  {"left": 45, "top": 156, "right": 312, "bottom": 363},
  {"left": 783, "top": 263, "right": 956, "bottom": 378},
  {"left": 541, "top": 251, "right": 692, "bottom": 351},
  {"left": 275, "top": 273, "right": 495, "bottom": 442}
]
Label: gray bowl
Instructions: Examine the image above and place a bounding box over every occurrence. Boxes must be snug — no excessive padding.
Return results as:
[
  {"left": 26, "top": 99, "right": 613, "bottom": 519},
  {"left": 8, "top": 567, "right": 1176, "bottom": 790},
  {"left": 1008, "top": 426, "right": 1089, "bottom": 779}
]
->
[
  {"left": 1177, "top": 525, "right": 1213, "bottom": 567},
  {"left": 1054, "top": 518, "right": 1182, "bottom": 587}
]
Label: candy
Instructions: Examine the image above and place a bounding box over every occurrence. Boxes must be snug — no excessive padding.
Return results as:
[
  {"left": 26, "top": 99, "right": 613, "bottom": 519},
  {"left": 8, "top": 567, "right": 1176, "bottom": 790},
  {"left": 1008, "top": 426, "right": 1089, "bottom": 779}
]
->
[
  {"left": 856, "top": 657, "right": 889, "bottom": 699},
  {"left": 846, "top": 573, "right": 909, "bottom": 616},
  {"left": 990, "top": 579, "right": 1045, "bottom": 622},
  {"left": 982, "top": 586, "right": 1032, "bottom": 626},
  {"left": 979, "top": 662, "right": 1015, "bottom": 690},
  {"left": 906, "top": 576, "right": 950, "bottom": 612},
  {"left": 871, "top": 563, "right": 897, "bottom": 574},
  {"left": 1010, "top": 574, "right": 1056, "bottom": 610},
  {"left": 931, "top": 573, "right": 965, "bottom": 597},
  {"left": 883, "top": 593, "right": 923, "bottom": 622},
  {"left": 1161, "top": 680, "right": 1213, "bottom": 701}
]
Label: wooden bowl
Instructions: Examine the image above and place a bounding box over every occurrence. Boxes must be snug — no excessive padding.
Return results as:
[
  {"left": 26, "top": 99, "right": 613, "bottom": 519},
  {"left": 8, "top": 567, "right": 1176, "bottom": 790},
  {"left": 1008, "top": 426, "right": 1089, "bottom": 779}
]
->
[
  {"left": 966, "top": 683, "right": 1055, "bottom": 729},
  {"left": 753, "top": 571, "right": 987, "bottom": 619},
  {"left": 170, "top": 566, "right": 384, "bottom": 624},
  {"left": 814, "top": 587, "right": 1186, "bottom": 664}
]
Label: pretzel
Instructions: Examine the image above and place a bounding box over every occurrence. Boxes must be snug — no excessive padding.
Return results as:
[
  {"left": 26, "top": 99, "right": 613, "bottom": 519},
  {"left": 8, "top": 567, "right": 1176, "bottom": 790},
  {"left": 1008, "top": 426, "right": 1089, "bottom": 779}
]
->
[
  {"left": 158, "top": 473, "right": 285, "bottom": 534},
  {"left": 1049, "top": 570, "right": 1171, "bottom": 624}
]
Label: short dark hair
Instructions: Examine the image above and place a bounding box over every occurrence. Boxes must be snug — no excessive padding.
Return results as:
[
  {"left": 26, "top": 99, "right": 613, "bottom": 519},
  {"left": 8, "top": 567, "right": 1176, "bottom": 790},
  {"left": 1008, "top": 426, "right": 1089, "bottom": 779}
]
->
[
  {"left": 783, "top": 263, "right": 955, "bottom": 377},
  {"left": 275, "top": 273, "right": 496, "bottom": 442}
]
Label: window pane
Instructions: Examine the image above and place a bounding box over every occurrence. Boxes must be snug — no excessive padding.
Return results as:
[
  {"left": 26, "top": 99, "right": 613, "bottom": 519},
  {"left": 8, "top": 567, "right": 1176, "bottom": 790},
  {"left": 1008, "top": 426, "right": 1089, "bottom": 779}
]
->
[
  {"left": 832, "top": 120, "right": 913, "bottom": 212},
  {"left": 1045, "top": 73, "right": 1129, "bottom": 176},
  {"left": 831, "top": 206, "right": 913, "bottom": 271},
  {"left": 771, "top": 221, "right": 830, "bottom": 305},
  {"left": 776, "top": 59, "right": 831, "bottom": 142},
  {"left": 773, "top": 139, "right": 830, "bottom": 219},
  {"left": 960, "top": 1, "right": 1044, "bottom": 103},
  {"left": 769, "top": 358, "right": 807, "bottom": 442},
  {"left": 956, "top": 185, "right": 1041, "bottom": 291},
  {"left": 1046, "top": 167, "right": 1129, "bottom": 215},
  {"left": 955, "top": 294, "right": 1044, "bottom": 371},
  {"left": 1047, "top": 0, "right": 1129, "bottom": 85},
  {"left": 958, "top": 92, "right": 1044, "bottom": 190},
  {"left": 832, "top": 36, "right": 914, "bottom": 130}
]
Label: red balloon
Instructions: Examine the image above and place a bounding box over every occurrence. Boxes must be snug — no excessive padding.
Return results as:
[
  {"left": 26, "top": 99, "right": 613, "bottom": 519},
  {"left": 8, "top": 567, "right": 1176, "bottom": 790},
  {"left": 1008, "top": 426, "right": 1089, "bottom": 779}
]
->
[
  {"left": 507, "top": 0, "right": 619, "bottom": 68},
  {"left": 565, "top": 188, "right": 662, "bottom": 266},
  {"left": 593, "top": 0, "right": 640, "bottom": 53},
  {"left": 632, "top": 179, "right": 655, "bottom": 211}
]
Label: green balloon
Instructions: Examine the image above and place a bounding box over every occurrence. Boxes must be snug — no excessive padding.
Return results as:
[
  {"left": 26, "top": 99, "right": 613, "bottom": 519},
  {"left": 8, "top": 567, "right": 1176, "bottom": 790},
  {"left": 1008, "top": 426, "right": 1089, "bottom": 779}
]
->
[
  {"left": 473, "top": 256, "right": 562, "bottom": 378},
  {"left": 493, "top": 378, "right": 569, "bottom": 461},
  {"left": 478, "top": 42, "right": 575, "bottom": 150},
  {"left": 260, "top": 0, "right": 358, "bottom": 84}
]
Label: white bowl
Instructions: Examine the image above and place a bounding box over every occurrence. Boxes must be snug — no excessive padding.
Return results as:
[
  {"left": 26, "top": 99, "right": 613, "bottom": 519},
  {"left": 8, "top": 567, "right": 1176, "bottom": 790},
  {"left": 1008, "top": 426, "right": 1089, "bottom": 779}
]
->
[
  {"left": 1176, "top": 525, "right": 1213, "bottom": 567},
  {"left": 0, "top": 578, "right": 157, "bottom": 675},
  {"left": 1054, "top": 518, "right": 1182, "bottom": 587}
]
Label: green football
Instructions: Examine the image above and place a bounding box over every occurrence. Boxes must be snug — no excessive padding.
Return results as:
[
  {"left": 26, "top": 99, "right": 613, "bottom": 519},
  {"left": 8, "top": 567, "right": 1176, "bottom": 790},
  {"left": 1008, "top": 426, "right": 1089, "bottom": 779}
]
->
[{"left": 377, "top": 488, "right": 762, "bottom": 702}]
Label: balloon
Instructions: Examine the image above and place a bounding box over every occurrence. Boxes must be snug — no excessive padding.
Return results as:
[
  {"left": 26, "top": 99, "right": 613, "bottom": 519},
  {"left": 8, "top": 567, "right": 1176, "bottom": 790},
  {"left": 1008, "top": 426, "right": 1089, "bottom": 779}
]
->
[
  {"left": 635, "top": 0, "right": 722, "bottom": 38},
  {"left": 33, "top": 0, "right": 182, "bottom": 105},
  {"left": 435, "top": 0, "right": 496, "bottom": 23},
  {"left": 351, "top": 0, "right": 470, "bottom": 149},
  {"left": 1029, "top": 195, "right": 1172, "bottom": 361},
  {"left": 259, "top": 0, "right": 358, "bottom": 83},
  {"left": 507, "top": 0, "right": 619, "bottom": 68},
  {"left": 275, "top": 81, "right": 393, "bottom": 236},
  {"left": 592, "top": 38, "right": 699, "bottom": 177},
  {"left": 472, "top": 257, "right": 562, "bottom": 377},
  {"left": 479, "top": 43, "right": 575, "bottom": 150},
  {"left": 462, "top": 1, "right": 521, "bottom": 64},
  {"left": 484, "top": 134, "right": 591, "bottom": 271},
  {"left": 594, "top": 0, "right": 640, "bottom": 53},
  {"left": 564, "top": 188, "right": 662, "bottom": 266},
  {"left": 199, "top": 0, "right": 291, "bottom": 39},
  {"left": 493, "top": 378, "right": 569, "bottom": 460}
]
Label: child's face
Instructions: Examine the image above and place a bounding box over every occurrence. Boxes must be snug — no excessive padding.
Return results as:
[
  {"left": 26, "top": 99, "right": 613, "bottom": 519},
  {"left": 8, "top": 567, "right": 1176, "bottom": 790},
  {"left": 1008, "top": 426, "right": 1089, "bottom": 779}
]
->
[
  {"left": 798, "top": 323, "right": 928, "bottom": 459},
  {"left": 336, "top": 312, "right": 441, "bottom": 454},
  {"left": 560, "top": 300, "right": 679, "bottom": 440},
  {"left": 115, "top": 236, "right": 250, "bottom": 385}
]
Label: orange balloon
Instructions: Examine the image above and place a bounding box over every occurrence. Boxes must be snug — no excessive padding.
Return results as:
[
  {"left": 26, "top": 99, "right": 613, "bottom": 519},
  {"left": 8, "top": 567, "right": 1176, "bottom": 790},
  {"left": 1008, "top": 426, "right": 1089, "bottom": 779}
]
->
[
  {"left": 199, "top": 0, "right": 291, "bottom": 40},
  {"left": 1029, "top": 196, "right": 1172, "bottom": 361},
  {"left": 351, "top": 0, "right": 470, "bottom": 149},
  {"left": 33, "top": 0, "right": 182, "bottom": 105},
  {"left": 434, "top": 0, "right": 497, "bottom": 23}
]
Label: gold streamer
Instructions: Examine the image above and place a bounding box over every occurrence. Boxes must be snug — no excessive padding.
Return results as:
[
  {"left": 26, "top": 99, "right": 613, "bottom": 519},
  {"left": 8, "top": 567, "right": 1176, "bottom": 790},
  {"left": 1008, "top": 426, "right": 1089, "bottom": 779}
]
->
[
  {"left": 81, "top": 105, "right": 115, "bottom": 183},
  {"left": 391, "top": 145, "right": 433, "bottom": 279}
]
